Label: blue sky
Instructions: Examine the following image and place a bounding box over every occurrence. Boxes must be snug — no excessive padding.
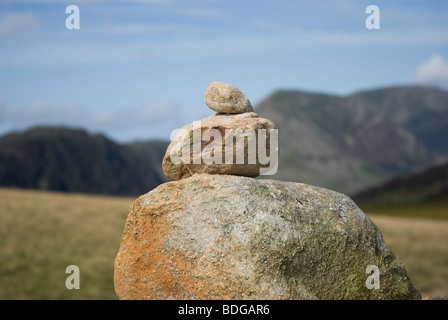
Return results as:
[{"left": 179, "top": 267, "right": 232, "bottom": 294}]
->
[{"left": 1, "top": 0, "right": 448, "bottom": 142}]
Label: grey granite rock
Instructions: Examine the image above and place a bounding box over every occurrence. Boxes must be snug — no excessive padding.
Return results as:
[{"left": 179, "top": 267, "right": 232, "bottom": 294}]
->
[
  {"left": 204, "top": 81, "right": 254, "bottom": 114},
  {"left": 114, "top": 174, "right": 421, "bottom": 300}
]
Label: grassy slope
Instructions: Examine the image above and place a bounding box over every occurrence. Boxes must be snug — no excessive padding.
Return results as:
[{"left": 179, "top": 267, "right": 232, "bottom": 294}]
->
[
  {"left": 0, "top": 188, "right": 133, "bottom": 299},
  {"left": 352, "top": 162, "right": 448, "bottom": 207},
  {"left": 0, "top": 187, "right": 446, "bottom": 299},
  {"left": 359, "top": 197, "right": 448, "bottom": 220},
  {"left": 369, "top": 215, "right": 448, "bottom": 298}
]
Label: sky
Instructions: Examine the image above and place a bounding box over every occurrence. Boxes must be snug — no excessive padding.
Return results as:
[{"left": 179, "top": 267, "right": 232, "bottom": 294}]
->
[{"left": 0, "top": 0, "right": 448, "bottom": 142}]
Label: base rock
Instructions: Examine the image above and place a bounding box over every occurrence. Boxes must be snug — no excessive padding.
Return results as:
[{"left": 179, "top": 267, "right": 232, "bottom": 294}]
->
[{"left": 114, "top": 174, "right": 421, "bottom": 300}]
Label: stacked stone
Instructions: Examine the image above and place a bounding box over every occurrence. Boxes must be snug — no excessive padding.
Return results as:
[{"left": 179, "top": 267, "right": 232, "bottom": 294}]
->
[
  {"left": 162, "top": 81, "right": 279, "bottom": 181},
  {"left": 114, "top": 83, "right": 421, "bottom": 301}
]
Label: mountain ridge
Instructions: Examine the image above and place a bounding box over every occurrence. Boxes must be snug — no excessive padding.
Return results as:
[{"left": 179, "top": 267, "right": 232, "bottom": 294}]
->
[
  {"left": 352, "top": 161, "right": 448, "bottom": 205},
  {"left": 255, "top": 85, "right": 448, "bottom": 194},
  {"left": 0, "top": 85, "right": 447, "bottom": 196},
  {"left": 0, "top": 126, "right": 168, "bottom": 196}
]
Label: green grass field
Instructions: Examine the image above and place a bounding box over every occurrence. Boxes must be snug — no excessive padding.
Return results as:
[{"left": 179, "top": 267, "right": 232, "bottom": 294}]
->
[
  {"left": 368, "top": 215, "right": 448, "bottom": 298},
  {"left": 0, "top": 187, "right": 446, "bottom": 299},
  {"left": 0, "top": 188, "right": 133, "bottom": 299},
  {"left": 359, "top": 197, "right": 448, "bottom": 220}
]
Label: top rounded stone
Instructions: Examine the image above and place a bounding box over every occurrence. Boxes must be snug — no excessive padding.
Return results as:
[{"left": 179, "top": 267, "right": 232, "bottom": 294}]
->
[{"left": 204, "top": 81, "right": 254, "bottom": 114}]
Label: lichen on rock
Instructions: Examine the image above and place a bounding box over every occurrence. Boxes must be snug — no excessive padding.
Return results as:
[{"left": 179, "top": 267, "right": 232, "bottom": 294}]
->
[{"left": 114, "top": 174, "right": 421, "bottom": 300}]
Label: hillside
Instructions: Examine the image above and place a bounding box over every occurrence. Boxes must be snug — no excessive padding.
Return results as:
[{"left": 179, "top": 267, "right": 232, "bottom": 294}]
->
[
  {"left": 125, "top": 140, "right": 169, "bottom": 182},
  {"left": 352, "top": 161, "right": 448, "bottom": 206},
  {"left": 256, "top": 85, "right": 448, "bottom": 194},
  {"left": 1, "top": 187, "right": 447, "bottom": 299},
  {"left": 1, "top": 85, "right": 447, "bottom": 196},
  {"left": 0, "top": 127, "right": 168, "bottom": 196}
]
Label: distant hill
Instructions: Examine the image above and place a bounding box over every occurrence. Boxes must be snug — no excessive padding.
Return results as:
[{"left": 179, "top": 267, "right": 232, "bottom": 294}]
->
[
  {"left": 0, "top": 127, "right": 168, "bottom": 196},
  {"left": 352, "top": 161, "right": 448, "bottom": 206},
  {"left": 125, "top": 140, "right": 169, "bottom": 182},
  {"left": 256, "top": 85, "right": 448, "bottom": 194},
  {"left": 1, "top": 85, "right": 447, "bottom": 196}
]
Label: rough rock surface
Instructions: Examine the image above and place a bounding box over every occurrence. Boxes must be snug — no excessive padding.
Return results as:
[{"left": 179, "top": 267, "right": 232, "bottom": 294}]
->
[
  {"left": 424, "top": 295, "right": 448, "bottom": 300},
  {"left": 162, "top": 112, "right": 278, "bottom": 181},
  {"left": 204, "top": 81, "right": 254, "bottom": 114},
  {"left": 114, "top": 174, "right": 421, "bottom": 300}
]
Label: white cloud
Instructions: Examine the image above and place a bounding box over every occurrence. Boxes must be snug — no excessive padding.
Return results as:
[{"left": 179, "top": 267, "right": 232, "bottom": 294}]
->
[
  {"left": 0, "top": 18, "right": 448, "bottom": 66},
  {"left": 415, "top": 54, "right": 448, "bottom": 87},
  {"left": 0, "top": 12, "right": 41, "bottom": 38},
  {"left": 93, "top": 102, "right": 179, "bottom": 128},
  {"left": 4, "top": 100, "right": 88, "bottom": 127},
  {"left": 0, "top": 100, "right": 182, "bottom": 141},
  {"left": 0, "top": 101, "right": 5, "bottom": 122}
]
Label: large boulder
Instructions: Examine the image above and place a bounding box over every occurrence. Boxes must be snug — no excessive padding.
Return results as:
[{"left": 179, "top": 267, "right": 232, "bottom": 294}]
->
[{"left": 114, "top": 174, "right": 421, "bottom": 300}]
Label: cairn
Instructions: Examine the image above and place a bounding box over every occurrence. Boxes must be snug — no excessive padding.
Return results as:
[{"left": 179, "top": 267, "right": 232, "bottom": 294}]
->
[
  {"left": 114, "top": 82, "right": 421, "bottom": 300},
  {"left": 162, "top": 81, "right": 279, "bottom": 181}
]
